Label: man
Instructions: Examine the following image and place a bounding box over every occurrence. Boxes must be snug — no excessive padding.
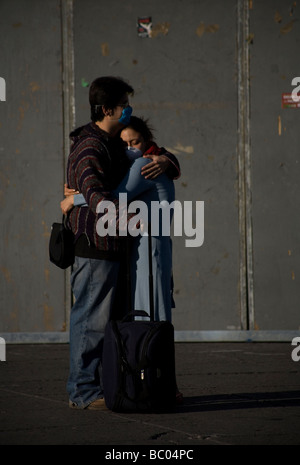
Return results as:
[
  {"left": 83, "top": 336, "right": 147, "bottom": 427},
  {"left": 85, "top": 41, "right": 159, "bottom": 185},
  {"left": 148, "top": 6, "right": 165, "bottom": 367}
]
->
[
  {"left": 65, "top": 76, "right": 181, "bottom": 410},
  {"left": 66, "top": 76, "right": 134, "bottom": 410}
]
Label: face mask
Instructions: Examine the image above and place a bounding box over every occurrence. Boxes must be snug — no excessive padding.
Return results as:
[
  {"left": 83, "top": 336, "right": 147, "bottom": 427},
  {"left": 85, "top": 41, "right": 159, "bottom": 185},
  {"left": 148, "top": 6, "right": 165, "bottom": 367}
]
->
[
  {"left": 125, "top": 147, "right": 143, "bottom": 160},
  {"left": 118, "top": 106, "right": 132, "bottom": 125}
]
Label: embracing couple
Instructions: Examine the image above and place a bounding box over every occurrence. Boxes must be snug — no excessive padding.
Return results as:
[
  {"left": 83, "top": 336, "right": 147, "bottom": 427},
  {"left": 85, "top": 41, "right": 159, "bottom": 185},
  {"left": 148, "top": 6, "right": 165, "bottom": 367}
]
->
[{"left": 61, "top": 76, "right": 182, "bottom": 410}]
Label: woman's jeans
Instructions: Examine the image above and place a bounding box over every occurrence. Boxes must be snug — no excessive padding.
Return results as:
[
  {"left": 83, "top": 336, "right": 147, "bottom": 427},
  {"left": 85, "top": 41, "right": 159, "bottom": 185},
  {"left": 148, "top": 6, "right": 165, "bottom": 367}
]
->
[{"left": 67, "top": 256, "right": 120, "bottom": 408}]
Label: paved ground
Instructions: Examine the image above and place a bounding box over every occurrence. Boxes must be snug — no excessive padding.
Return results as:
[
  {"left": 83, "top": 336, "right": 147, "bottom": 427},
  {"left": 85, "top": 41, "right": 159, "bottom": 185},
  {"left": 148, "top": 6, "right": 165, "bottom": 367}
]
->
[{"left": 0, "top": 342, "right": 300, "bottom": 447}]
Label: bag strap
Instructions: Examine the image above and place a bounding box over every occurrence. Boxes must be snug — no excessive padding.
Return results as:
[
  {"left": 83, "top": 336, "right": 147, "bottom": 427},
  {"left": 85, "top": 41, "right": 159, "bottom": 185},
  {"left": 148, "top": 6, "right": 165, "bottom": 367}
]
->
[
  {"left": 122, "top": 310, "right": 150, "bottom": 323},
  {"left": 147, "top": 223, "right": 154, "bottom": 321},
  {"left": 62, "top": 213, "right": 72, "bottom": 230}
]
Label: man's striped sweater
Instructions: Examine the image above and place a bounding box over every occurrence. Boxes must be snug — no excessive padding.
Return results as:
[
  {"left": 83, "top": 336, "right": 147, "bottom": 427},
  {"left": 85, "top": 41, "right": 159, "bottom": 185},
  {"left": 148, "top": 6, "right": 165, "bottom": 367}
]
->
[{"left": 67, "top": 122, "right": 130, "bottom": 260}]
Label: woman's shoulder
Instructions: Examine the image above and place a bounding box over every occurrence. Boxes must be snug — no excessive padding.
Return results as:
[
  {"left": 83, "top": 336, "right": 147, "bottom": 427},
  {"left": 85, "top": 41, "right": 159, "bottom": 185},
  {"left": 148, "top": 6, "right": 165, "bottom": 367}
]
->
[{"left": 129, "top": 157, "right": 151, "bottom": 169}]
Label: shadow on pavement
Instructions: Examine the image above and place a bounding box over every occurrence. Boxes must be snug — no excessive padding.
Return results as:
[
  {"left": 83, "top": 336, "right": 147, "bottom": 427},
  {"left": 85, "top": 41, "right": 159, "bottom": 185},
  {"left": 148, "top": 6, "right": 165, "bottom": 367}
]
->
[{"left": 178, "top": 390, "right": 300, "bottom": 412}]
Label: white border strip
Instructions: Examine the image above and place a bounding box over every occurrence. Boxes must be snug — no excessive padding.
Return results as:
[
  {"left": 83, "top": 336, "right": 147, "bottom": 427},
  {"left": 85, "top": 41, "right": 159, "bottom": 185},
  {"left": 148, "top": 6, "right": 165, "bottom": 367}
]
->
[
  {"left": 1, "top": 330, "right": 299, "bottom": 344},
  {"left": 175, "top": 330, "right": 300, "bottom": 342},
  {"left": 1, "top": 332, "right": 69, "bottom": 344}
]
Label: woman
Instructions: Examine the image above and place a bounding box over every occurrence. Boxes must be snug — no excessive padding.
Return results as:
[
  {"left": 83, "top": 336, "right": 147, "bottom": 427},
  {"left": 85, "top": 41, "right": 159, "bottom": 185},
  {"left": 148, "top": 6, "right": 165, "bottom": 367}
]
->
[
  {"left": 116, "top": 119, "right": 176, "bottom": 323},
  {"left": 62, "top": 116, "right": 179, "bottom": 322}
]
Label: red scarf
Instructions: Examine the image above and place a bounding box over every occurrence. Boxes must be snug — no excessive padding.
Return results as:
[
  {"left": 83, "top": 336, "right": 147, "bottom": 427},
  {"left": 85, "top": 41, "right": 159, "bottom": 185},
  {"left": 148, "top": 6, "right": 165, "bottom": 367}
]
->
[{"left": 143, "top": 142, "right": 165, "bottom": 156}]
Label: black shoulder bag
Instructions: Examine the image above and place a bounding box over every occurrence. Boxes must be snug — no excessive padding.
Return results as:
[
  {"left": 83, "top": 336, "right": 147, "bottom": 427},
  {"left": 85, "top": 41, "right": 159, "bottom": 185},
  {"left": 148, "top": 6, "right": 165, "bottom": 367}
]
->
[{"left": 49, "top": 215, "right": 75, "bottom": 269}]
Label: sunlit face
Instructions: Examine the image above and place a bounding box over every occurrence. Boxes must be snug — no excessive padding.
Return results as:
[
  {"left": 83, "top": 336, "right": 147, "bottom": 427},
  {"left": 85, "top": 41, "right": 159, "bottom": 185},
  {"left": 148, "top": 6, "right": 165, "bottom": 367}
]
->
[
  {"left": 107, "top": 94, "right": 129, "bottom": 121},
  {"left": 120, "top": 127, "right": 146, "bottom": 153}
]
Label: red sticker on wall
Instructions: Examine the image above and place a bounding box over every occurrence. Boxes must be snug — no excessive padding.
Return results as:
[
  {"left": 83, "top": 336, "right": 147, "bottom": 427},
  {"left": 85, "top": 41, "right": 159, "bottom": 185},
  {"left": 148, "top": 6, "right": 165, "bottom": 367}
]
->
[
  {"left": 282, "top": 93, "right": 300, "bottom": 108},
  {"left": 137, "top": 17, "right": 152, "bottom": 38}
]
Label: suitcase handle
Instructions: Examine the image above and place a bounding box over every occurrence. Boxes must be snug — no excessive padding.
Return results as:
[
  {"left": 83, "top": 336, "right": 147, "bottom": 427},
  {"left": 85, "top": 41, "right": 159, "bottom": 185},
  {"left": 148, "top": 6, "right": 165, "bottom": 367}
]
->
[{"left": 122, "top": 310, "right": 150, "bottom": 322}]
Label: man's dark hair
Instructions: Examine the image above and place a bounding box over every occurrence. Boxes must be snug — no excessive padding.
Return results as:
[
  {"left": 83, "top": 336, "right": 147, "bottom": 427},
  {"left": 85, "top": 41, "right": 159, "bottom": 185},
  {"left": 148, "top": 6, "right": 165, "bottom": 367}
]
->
[
  {"left": 89, "top": 76, "right": 134, "bottom": 122},
  {"left": 125, "top": 115, "right": 154, "bottom": 143}
]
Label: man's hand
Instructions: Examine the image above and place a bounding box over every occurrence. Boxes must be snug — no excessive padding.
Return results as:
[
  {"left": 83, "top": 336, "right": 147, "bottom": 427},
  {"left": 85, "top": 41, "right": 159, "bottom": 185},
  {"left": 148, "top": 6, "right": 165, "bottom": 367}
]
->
[
  {"left": 60, "top": 196, "right": 75, "bottom": 215},
  {"left": 141, "top": 155, "right": 170, "bottom": 179}
]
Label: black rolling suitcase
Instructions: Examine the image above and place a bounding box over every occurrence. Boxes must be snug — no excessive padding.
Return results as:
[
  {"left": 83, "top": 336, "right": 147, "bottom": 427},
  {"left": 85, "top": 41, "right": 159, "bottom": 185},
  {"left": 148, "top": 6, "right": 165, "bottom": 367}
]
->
[{"left": 102, "top": 226, "right": 177, "bottom": 412}]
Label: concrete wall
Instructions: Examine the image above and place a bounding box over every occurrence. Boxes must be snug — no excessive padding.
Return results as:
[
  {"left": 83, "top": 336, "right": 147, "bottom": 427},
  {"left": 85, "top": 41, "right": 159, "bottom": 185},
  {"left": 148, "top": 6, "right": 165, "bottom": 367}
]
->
[{"left": 0, "top": 0, "right": 299, "bottom": 342}]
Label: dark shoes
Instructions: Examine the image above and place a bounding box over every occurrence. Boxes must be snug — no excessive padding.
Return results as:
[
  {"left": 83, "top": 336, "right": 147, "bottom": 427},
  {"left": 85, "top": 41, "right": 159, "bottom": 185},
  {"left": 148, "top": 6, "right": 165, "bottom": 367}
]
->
[
  {"left": 69, "top": 393, "right": 183, "bottom": 410},
  {"left": 69, "top": 397, "right": 108, "bottom": 410}
]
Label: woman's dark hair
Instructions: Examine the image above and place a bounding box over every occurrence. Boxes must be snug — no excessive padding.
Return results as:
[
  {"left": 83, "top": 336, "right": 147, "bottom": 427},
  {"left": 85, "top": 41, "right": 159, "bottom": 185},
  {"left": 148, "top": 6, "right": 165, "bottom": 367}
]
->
[
  {"left": 89, "top": 76, "right": 134, "bottom": 122},
  {"left": 124, "top": 115, "right": 155, "bottom": 143}
]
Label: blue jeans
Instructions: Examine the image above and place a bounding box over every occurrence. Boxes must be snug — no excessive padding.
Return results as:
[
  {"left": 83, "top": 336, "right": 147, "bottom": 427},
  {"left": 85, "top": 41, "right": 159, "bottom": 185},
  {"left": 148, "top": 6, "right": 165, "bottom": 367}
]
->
[{"left": 67, "top": 256, "right": 120, "bottom": 408}]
